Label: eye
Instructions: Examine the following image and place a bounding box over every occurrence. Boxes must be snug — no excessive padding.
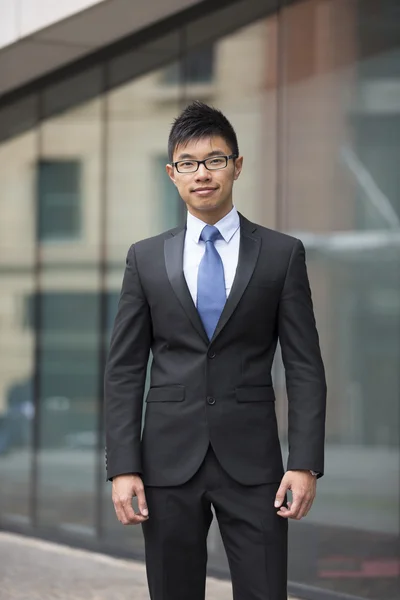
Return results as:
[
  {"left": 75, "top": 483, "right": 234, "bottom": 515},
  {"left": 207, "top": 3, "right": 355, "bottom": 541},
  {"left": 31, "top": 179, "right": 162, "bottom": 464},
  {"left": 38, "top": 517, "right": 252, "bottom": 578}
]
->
[{"left": 209, "top": 157, "right": 225, "bottom": 166}]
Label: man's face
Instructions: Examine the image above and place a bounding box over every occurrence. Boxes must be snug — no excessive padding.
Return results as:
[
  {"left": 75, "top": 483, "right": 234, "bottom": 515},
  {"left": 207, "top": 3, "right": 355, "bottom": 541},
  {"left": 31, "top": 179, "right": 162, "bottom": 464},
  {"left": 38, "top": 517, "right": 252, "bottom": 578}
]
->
[{"left": 166, "top": 135, "right": 243, "bottom": 223}]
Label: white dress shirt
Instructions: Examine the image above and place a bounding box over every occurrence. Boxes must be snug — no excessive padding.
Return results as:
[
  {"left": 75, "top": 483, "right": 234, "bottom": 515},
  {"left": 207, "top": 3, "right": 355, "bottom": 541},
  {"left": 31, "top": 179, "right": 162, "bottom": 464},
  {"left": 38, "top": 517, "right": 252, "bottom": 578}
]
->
[{"left": 183, "top": 206, "right": 240, "bottom": 306}]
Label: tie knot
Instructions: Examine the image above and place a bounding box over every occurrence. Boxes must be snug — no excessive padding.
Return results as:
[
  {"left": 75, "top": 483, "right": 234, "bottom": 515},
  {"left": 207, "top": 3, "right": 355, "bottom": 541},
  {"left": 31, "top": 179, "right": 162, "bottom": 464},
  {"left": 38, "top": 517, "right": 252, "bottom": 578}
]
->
[{"left": 200, "top": 225, "right": 220, "bottom": 244}]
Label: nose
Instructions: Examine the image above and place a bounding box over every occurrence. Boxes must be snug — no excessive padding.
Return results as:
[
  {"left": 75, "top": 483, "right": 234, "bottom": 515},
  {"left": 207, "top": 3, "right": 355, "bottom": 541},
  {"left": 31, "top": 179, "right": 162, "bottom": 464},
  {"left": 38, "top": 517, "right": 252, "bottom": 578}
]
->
[{"left": 195, "top": 163, "right": 211, "bottom": 181}]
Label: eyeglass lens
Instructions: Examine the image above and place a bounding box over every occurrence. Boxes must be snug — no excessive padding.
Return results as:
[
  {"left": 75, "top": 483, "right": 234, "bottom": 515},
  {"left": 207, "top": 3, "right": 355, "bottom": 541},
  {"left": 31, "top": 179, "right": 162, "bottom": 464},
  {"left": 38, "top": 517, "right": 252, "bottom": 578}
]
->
[{"left": 177, "top": 156, "right": 228, "bottom": 173}]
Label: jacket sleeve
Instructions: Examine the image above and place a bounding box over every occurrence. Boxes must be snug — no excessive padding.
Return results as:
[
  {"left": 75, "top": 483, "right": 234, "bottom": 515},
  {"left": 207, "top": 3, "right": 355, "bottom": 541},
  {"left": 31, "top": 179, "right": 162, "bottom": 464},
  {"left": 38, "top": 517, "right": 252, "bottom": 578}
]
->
[
  {"left": 278, "top": 239, "right": 327, "bottom": 478},
  {"left": 104, "top": 244, "right": 152, "bottom": 481}
]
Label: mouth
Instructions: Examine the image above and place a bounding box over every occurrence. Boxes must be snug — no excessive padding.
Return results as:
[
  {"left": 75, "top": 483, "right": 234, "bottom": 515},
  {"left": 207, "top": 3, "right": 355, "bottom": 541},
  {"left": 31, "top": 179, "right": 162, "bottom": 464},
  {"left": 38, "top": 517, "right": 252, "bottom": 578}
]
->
[{"left": 192, "top": 187, "right": 217, "bottom": 196}]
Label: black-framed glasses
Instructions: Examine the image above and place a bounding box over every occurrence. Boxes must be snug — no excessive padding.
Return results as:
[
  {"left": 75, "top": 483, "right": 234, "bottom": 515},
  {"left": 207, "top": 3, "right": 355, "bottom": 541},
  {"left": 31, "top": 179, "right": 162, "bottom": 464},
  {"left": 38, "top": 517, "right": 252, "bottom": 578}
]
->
[{"left": 172, "top": 154, "right": 237, "bottom": 173}]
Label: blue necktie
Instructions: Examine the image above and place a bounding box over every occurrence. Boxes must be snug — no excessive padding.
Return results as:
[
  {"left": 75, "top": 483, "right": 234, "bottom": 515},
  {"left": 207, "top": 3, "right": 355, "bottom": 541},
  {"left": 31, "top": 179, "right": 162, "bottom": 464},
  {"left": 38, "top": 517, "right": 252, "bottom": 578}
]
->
[{"left": 197, "top": 225, "right": 226, "bottom": 340}]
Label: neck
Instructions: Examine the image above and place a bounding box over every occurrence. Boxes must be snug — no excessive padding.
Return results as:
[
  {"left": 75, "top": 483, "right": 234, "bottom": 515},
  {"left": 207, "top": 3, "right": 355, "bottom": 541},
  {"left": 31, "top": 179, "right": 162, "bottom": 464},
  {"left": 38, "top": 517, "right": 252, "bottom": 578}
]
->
[{"left": 188, "top": 204, "right": 233, "bottom": 225}]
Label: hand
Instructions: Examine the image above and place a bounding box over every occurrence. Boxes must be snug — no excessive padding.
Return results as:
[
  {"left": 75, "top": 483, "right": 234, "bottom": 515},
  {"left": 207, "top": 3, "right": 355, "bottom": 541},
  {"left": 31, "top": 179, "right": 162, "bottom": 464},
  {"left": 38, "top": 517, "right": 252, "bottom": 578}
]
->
[
  {"left": 274, "top": 470, "right": 317, "bottom": 520},
  {"left": 112, "top": 474, "right": 149, "bottom": 525}
]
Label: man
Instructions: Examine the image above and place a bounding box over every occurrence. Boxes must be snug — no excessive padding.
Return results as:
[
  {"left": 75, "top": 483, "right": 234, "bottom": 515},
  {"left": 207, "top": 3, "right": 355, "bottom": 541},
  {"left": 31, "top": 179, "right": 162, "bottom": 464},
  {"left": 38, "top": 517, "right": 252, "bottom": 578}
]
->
[{"left": 104, "top": 101, "right": 327, "bottom": 600}]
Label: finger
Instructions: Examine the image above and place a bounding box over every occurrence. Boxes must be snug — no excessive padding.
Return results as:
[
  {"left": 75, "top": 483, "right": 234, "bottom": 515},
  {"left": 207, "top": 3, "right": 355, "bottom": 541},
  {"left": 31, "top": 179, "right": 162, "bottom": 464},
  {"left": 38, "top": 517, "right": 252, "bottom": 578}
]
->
[
  {"left": 119, "top": 496, "right": 145, "bottom": 525},
  {"left": 113, "top": 498, "right": 135, "bottom": 525},
  {"left": 122, "top": 504, "right": 148, "bottom": 525},
  {"left": 277, "top": 504, "right": 291, "bottom": 517},
  {"left": 289, "top": 483, "right": 313, "bottom": 519},
  {"left": 295, "top": 498, "right": 310, "bottom": 520},
  {"left": 128, "top": 512, "right": 148, "bottom": 525},
  {"left": 294, "top": 492, "right": 315, "bottom": 520},
  {"left": 120, "top": 496, "right": 135, "bottom": 521},
  {"left": 120, "top": 504, "right": 148, "bottom": 525},
  {"left": 278, "top": 496, "right": 303, "bottom": 519},
  {"left": 276, "top": 500, "right": 291, "bottom": 518},
  {"left": 113, "top": 501, "right": 126, "bottom": 524},
  {"left": 136, "top": 486, "right": 149, "bottom": 517},
  {"left": 274, "top": 481, "right": 289, "bottom": 508}
]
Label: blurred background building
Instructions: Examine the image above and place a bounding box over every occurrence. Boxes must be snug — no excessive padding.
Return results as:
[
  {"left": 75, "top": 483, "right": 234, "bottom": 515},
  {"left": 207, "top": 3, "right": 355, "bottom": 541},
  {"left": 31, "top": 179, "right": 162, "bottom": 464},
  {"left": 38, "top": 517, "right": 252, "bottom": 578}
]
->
[{"left": 0, "top": 1, "right": 399, "bottom": 599}]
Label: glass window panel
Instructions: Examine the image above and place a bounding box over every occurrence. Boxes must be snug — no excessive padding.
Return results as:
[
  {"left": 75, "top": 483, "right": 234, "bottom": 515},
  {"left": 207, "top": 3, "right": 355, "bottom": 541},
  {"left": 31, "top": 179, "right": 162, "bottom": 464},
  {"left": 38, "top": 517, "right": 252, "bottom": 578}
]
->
[
  {"left": 185, "top": 16, "right": 278, "bottom": 228},
  {"left": 42, "top": 67, "right": 103, "bottom": 120},
  {"left": 37, "top": 160, "right": 81, "bottom": 241},
  {"left": 108, "top": 32, "right": 181, "bottom": 90},
  {"left": 279, "top": 1, "right": 400, "bottom": 598},
  {"left": 155, "top": 155, "right": 183, "bottom": 229},
  {"left": 162, "top": 46, "right": 215, "bottom": 84},
  {"left": 184, "top": 0, "right": 276, "bottom": 49},
  {"left": 0, "top": 128, "right": 37, "bottom": 527},
  {"left": 36, "top": 93, "right": 103, "bottom": 536}
]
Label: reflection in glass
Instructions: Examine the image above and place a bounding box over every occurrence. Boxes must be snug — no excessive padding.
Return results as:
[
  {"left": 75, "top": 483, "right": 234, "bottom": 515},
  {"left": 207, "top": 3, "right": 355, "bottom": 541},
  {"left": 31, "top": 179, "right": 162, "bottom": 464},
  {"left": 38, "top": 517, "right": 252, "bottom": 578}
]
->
[
  {"left": 279, "top": 1, "right": 400, "bottom": 598},
  {"left": 36, "top": 97, "right": 102, "bottom": 534},
  {"left": 37, "top": 160, "right": 81, "bottom": 242},
  {"left": 0, "top": 130, "right": 37, "bottom": 525}
]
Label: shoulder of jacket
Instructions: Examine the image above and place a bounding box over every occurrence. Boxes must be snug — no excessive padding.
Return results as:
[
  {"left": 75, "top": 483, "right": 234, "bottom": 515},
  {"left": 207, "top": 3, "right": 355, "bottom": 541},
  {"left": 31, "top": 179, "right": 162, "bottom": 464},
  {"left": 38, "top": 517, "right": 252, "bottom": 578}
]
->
[{"left": 129, "top": 225, "right": 184, "bottom": 252}]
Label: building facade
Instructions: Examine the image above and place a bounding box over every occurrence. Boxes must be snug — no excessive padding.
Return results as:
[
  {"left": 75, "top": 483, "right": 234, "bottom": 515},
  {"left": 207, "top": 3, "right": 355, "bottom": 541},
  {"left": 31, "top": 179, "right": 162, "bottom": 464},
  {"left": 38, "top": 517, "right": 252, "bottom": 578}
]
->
[{"left": 0, "top": 1, "right": 399, "bottom": 599}]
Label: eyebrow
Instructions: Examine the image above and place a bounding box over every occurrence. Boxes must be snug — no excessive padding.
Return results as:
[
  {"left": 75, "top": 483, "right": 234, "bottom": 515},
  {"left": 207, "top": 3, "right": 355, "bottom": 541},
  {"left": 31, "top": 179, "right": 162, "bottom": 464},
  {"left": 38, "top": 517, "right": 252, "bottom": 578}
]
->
[{"left": 176, "top": 150, "right": 226, "bottom": 160}]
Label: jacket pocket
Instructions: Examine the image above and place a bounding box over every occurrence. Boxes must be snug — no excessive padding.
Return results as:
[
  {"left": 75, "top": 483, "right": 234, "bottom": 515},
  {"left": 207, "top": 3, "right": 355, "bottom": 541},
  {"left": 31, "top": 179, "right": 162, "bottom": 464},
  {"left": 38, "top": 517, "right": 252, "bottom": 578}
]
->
[
  {"left": 236, "top": 386, "right": 275, "bottom": 402},
  {"left": 146, "top": 385, "right": 185, "bottom": 402}
]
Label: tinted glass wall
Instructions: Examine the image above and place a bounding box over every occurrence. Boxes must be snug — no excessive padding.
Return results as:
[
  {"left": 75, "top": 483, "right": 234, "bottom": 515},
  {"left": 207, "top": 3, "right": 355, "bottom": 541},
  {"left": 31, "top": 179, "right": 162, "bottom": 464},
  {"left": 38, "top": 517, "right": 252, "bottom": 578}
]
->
[{"left": 0, "top": 1, "right": 399, "bottom": 598}]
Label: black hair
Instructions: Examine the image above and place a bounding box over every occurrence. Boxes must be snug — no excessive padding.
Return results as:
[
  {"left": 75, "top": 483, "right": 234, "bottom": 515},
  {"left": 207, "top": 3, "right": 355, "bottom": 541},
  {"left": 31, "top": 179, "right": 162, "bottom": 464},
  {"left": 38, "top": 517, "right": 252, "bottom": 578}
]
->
[{"left": 168, "top": 101, "right": 239, "bottom": 163}]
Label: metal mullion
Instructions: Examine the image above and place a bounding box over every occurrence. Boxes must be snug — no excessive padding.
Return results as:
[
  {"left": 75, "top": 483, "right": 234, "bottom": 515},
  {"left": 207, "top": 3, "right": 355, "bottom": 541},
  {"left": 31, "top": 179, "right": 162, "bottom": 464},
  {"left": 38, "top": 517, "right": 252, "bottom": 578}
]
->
[
  {"left": 94, "top": 61, "right": 110, "bottom": 539},
  {"left": 30, "top": 92, "right": 44, "bottom": 528}
]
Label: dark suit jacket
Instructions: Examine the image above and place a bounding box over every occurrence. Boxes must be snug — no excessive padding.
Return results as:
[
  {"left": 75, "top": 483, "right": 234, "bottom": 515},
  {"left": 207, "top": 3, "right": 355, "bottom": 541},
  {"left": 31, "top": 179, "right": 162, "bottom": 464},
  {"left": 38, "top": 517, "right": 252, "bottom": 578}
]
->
[{"left": 104, "top": 212, "right": 327, "bottom": 486}]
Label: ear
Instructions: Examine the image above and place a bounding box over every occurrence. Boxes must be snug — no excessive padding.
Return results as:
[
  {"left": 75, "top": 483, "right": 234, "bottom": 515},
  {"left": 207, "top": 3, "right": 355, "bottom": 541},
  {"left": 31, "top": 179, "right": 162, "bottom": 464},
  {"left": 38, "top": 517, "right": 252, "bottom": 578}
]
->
[
  {"left": 234, "top": 156, "right": 243, "bottom": 180},
  {"left": 166, "top": 163, "right": 177, "bottom": 185}
]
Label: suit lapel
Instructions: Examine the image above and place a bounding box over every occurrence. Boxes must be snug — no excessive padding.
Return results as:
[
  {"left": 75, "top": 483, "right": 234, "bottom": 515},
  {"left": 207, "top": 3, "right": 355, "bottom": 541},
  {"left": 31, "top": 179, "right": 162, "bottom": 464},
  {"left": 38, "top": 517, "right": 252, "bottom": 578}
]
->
[
  {"left": 164, "top": 213, "right": 261, "bottom": 346},
  {"left": 210, "top": 213, "right": 261, "bottom": 344},
  {"left": 164, "top": 227, "right": 209, "bottom": 344}
]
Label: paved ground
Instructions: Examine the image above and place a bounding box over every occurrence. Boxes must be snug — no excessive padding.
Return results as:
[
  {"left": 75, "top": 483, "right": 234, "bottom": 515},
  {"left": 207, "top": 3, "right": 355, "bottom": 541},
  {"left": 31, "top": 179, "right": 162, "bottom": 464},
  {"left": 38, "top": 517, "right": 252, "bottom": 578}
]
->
[{"left": 0, "top": 532, "right": 299, "bottom": 600}]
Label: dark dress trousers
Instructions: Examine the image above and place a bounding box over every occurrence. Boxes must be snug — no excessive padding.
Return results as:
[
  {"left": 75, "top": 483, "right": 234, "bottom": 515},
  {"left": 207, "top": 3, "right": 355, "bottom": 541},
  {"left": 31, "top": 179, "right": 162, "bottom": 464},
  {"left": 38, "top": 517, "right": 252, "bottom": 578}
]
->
[{"left": 104, "top": 212, "right": 327, "bottom": 600}]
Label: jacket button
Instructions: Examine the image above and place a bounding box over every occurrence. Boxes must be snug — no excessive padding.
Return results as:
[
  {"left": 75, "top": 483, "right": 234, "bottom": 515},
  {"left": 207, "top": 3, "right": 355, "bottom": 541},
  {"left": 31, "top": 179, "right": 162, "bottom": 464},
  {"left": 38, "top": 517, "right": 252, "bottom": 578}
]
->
[
  {"left": 208, "top": 351, "right": 216, "bottom": 359},
  {"left": 207, "top": 396, "right": 216, "bottom": 405}
]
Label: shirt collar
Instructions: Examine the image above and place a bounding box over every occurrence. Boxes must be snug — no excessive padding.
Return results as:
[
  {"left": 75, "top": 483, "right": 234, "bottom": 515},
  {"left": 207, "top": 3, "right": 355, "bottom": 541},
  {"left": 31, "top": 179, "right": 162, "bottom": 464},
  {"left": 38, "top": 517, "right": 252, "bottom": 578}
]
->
[{"left": 186, "top": 206, "right": 240, "bottom": 243}]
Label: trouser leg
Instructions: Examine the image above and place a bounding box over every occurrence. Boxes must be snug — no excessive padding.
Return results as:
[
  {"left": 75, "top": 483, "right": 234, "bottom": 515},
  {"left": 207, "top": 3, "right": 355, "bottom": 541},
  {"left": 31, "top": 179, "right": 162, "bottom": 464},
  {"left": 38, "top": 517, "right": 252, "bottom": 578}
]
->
[
  {"left": 141, "top": 457, "right": 213, "bottom": 600},
  {"left": 211, "top": 461, "right": 288, "bottom": 599}
]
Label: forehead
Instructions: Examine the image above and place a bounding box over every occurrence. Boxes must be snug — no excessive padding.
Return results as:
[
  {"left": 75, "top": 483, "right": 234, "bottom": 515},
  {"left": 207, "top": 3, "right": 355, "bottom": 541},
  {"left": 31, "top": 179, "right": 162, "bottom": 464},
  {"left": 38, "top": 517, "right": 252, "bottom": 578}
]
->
[{"left": 174, "top": 135, "right": 231, "bottom": 160}]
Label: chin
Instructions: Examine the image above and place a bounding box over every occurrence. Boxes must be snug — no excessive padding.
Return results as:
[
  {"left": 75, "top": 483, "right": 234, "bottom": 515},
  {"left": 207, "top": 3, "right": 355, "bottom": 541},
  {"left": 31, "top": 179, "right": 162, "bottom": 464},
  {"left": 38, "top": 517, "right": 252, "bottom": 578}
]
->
[{"left": 195, "top": 199, "right": 221, "bottom": 209}]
